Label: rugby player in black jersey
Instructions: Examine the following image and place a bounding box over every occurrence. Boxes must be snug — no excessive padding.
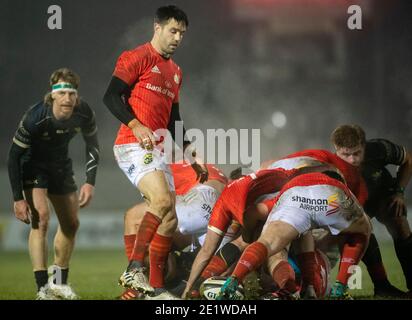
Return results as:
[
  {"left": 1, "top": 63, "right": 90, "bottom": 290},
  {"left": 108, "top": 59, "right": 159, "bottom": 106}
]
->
[
  {"left": 7, "top": 68, "right": 100, "bottom": 300},
  {"left": 332, "top": 125, "right": 412, "bottom": 298}
]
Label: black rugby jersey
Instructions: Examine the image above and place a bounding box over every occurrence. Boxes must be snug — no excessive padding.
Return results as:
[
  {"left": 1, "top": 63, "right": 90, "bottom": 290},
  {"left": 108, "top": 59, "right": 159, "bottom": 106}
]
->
[
  {"left": 362, "top": 138, "right": 405, "bottom": 201},
  {"left": 8, "top": 100, "right": 100, "bottom": 201}
]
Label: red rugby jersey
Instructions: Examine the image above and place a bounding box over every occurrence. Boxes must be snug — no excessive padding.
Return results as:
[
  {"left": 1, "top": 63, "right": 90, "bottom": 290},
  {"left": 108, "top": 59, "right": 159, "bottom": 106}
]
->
[
  {"left": 171, "top": 163, "right": 228, "bottom": 196},
  {"left": 276, "top": 149, "right": 368, "bottom": 205},
  {"left": 261, "top": 172, "right": 353, "bottom": 212},
  {"left": 113, "top": 42, "right": 183, "bottom": 145},
  {"left": 208, "top": 168, "right": 296, "bottom": 236}
]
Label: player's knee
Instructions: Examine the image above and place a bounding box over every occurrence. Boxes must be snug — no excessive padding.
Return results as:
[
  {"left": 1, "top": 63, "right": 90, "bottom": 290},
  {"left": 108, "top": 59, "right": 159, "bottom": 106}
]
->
[
  {"left": 36, "top": 219, "right": 49, "bottom": 233},
  {"left": 31, "top": 209, "right": 50, "bottom": 232},
  {"left": 160, "top": 213, "right": 178, "bottom": 234},
  {"left": 61, "top": 219, "right": 80, "bottom": 237},
  {"left": 124, "top": 207, "right": 137, "bottom": 225},
  {"left": 151, "top": 195, "right": 173, "bottom": 217}
]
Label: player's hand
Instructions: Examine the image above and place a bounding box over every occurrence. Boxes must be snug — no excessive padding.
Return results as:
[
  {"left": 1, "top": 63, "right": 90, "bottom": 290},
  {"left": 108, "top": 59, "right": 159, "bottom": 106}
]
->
[
  {"left": 182, "top": 286, "right": 191, "bottom": 299},
  {"left": 388, "top": 193, "right": 406, "bottom": 217},
  {"left": 191, "top": 161, "right": 208, "bottom": 183},
  {"left": 79, "top": 183, "right": 95, "bottom": 208},
  {"left": 14, "top": 200, "right": 31, "bottom": 224},
  {"left": 129, "top": 121, "right": 156, "bottom": 150}
]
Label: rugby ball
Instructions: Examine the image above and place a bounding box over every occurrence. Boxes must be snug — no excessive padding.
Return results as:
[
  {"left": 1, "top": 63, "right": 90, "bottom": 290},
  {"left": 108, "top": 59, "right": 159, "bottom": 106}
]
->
[{"left": 200, "top": 276, "right": 245, "bottom": 300}]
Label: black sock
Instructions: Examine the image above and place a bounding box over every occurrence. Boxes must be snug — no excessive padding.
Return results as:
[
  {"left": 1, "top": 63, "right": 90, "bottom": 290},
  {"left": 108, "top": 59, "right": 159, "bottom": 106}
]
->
[
  {"left": 394, "top": 235, "right": 412, "bottom": 291},
  {"left": 34, "top": 270, "right": 48, "bottom": 291},
  {"left": 361, "top": 233, "right": 389, "bottom": 286},
  {"left": 50, "top": 266, "right": 69, "bottom": 285}
]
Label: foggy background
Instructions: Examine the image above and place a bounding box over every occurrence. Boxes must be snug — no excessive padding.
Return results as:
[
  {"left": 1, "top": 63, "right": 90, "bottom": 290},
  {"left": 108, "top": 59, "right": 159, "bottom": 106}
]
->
[{"left": 1, "top": 0, "right": 412, "bottom": 220}]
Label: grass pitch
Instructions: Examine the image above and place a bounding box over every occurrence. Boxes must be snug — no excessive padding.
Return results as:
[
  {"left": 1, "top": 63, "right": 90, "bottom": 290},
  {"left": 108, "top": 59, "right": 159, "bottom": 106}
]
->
[{"left": 0, "top": 242, "right": 408, "bottom": 300}]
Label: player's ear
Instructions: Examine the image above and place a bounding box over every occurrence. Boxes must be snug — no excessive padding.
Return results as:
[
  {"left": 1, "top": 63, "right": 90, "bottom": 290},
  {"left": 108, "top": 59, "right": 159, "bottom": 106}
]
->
[{"left": 154, "top": 22, "right": 161, "bottom": 33}]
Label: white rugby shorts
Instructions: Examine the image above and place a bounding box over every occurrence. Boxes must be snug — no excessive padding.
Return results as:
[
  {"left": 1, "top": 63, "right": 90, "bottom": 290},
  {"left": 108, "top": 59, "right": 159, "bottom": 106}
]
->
[
  {"left": 113, "top": 143, "right": 175, "bottom": 191},
  {"left": 264, "top": 184, "right": 364, "bottom": 235}
]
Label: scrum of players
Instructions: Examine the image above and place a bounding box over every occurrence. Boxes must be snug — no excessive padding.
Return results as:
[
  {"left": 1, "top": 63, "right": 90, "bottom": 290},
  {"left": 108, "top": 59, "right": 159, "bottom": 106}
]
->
[
  {"left": 10, "top": 6, "right": 411, "bottom": 301},
  {"left": 117, "top": 125, "right": 412, "bottom": 300}
]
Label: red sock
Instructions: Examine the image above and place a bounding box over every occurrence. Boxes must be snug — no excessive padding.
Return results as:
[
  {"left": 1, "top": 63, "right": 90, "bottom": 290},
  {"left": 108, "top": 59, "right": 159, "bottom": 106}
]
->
[
  {"left": 149, "top": 233, "right": 173, "bottom": 288},
  {"left": 124, "top": 234, "right": 136, "bottom": 261},
  {"left": 297, "top": 252, "right": 316, "bottom": 286},
  {"left": 336, "top": 233, "right": 367, "bottom": 285},
  {"left": 232, "top": 242, "right": 268, "bottom": 282},
  {"left": 130, "top": 212, "right": 161, "bottom": 263},
  {"left": 272, "top": 260, "right": 298, "bottom": 293},
  {"left": 297, "top": 251, "right": 323, "bottom": 296},
  {"left": 201, "top": 255, "right": 228, "bottom": 279}
]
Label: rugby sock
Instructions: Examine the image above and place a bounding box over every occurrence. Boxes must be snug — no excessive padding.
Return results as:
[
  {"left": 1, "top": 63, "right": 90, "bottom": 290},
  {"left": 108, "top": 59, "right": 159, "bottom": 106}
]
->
[
  {"left": 201, "top": 243, "right": 242, "bottom": 279},
  {"left": 201, "top": 255, "right": 227, "bottom": 279},
  {"left": 149, "top": 233, "right": 173, "bottom": 288},
  {"left": 130, "top": 212, "right": 162, "bottom": 266},
  {"left": 336, "top": 233, "right": 367, "bottom": 285},
  {"left": 124, "top": 234, "right": 136, "bottom": 260},
  {"left": 361, "top": 233, "right": 389, "bottom": 285},
  {"left": 296, "top": 252, "right": 316, "bottom": 287},
  {"left": 394, "top": 235, "right": 412, "bottom": 290},
  {"left": 296, "top": 251, "right": 323, "bottom": 295},
  {"left": 34, "top": 270, "right": 48, "bottom": 291},
  {"left": 50, "top": 265, "right": 69, "bottom": 285},
  {"left": 232, "top": 242, "right": 268, "bottom": 282},
  {"left": 272, "top": 260, "right": 298, "bottom": 293}
]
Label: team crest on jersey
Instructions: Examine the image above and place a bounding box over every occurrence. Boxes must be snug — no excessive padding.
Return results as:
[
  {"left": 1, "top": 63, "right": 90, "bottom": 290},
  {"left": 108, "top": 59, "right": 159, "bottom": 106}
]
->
[
  {"left": 174, "top": 73, "right": 180, "bottom": 84},
  {"left": 165, "top": 80, "right": 172, "bottom": 88},
  {"left": 143, "top": 153, "right": 153, "bottom": 165}
]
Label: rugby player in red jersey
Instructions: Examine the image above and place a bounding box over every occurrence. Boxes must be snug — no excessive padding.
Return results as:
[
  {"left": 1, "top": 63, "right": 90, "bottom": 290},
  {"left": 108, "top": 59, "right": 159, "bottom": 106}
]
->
[
  {"left": 217, "top": 171, "right": 371, "bottom": 300},
  {"left": 103, "top": 6, "right": 207, "bottom": 300},
  {"left": 182, "top": 167, "right": 331, "bottom": 298},
  {"left": 191, "top": 148, "right": 368, "bottom": 299},
  {"left": 120, "top": 163, "right": 234, "bottom": 300}
]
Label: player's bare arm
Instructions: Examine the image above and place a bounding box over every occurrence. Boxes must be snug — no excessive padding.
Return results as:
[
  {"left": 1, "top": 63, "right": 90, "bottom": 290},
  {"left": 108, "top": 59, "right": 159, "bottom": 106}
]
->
[{"left": 183, "top": 229, "right": 223, "bottom": 298}]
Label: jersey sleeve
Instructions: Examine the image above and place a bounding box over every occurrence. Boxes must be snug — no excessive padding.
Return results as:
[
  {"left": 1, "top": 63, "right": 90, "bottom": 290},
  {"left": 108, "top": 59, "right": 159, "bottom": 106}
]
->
[
  {"left": 367, "top": 139, "right": 406, "bottom": 166},
  {"left": 207, "top": 197, "right": 232, "bottom": 236},
  {"left": 79, "top": 102, "right": 100, "bottom": 186},
  {"left": 12, "top": 111, "right": 38, "bottom": 149},
  {"left": 113, "top": 50, "right": 145, "bottom": 87},
  {"left": 80, "top": 102, "right": 98, "bottom": 137}
]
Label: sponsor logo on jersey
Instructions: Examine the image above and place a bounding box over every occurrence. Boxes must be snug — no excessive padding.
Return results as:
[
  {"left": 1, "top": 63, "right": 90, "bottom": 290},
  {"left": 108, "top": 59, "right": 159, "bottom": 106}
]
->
[
  {"left": 326, "top": 193, "right": 340, "bottom": 216},
  {"left": 146, "top": 83, "right": 175, "bottom": 99},
  {"left": 292, "top": 195, "right": 328, "bottom": 212},
  {"left": 143, "top": 153, "right": 153, "bottom": 165},
  {"left": 56, "top": 129, "right": 69, "bottom": 134},
  {"left": 151, "top": 65, "right": 161, "bottom": 74}
]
